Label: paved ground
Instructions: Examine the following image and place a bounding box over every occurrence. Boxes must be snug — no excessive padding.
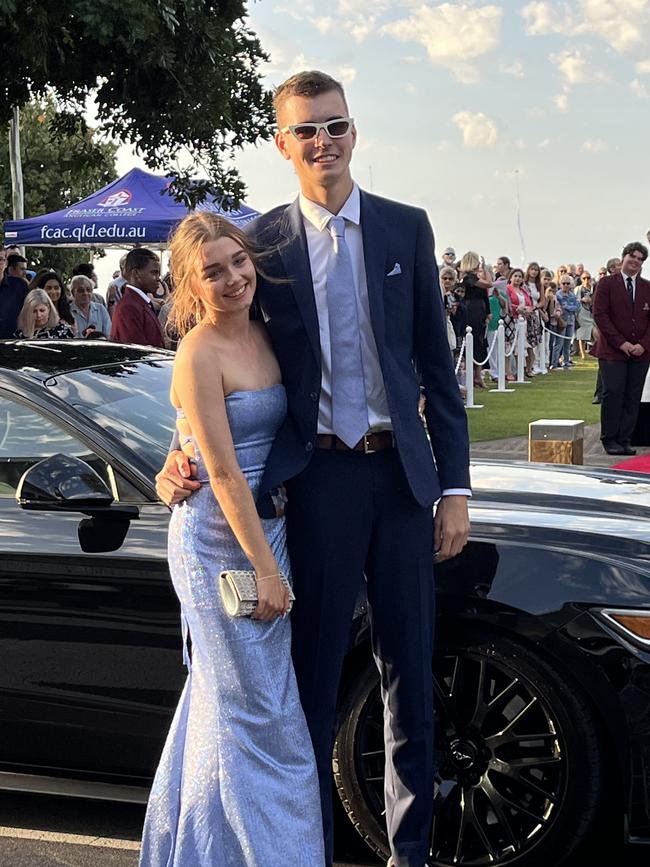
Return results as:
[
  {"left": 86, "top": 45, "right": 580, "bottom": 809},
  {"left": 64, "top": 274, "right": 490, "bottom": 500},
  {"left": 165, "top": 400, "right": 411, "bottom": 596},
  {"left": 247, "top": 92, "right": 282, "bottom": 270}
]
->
[
  {"left": 471, "top": 421, "right": 650, "bottom": 467},
  {"left": 0, "top": 792, "right": 380, "bottom": 867},
  {"left": 0, "top": 791, "right": 647, "bottom": 866}
]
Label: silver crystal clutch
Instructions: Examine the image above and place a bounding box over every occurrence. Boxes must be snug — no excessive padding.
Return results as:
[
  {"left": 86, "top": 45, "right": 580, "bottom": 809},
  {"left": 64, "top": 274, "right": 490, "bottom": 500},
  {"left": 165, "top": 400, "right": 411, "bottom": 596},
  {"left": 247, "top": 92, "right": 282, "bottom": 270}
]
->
[{"left": 218, "top": 569, "right": 295, "bottom": 618}]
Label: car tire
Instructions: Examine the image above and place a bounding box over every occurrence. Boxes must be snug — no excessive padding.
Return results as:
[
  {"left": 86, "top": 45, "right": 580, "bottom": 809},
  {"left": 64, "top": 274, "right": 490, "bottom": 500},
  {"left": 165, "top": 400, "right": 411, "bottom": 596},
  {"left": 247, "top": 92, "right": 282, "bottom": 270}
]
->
[{"left": 333, "top": 633, "right": 603, "bottom": 867}]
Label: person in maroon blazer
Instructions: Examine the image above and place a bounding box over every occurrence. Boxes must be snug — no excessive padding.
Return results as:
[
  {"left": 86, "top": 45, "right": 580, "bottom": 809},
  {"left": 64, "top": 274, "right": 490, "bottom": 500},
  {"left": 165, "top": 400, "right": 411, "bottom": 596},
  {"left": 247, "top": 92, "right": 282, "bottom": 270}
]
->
[
  {"left": 110, "top": 248, "right": 165, "bottom": 348},
  {"left": 592, "top": 241, "right": 650, "bottom": 455}
]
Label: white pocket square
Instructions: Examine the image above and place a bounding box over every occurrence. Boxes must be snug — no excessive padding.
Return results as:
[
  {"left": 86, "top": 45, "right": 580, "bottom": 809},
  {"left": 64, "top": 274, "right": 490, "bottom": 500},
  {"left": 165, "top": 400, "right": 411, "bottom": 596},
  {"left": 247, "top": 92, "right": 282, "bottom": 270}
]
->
[{"left": 386, "top": 263, "right": 402, "bottom": 277}]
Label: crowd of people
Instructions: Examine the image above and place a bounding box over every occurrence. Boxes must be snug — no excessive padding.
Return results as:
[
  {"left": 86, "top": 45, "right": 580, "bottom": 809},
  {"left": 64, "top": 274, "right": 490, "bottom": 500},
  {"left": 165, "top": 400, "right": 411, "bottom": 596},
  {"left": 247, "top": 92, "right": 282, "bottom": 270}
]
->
[
  {"left": 0, "top": 246, "right": 176, "bottom": 349},
  {"left": 439, "top": 246, "right": 623, "bottom": 389},
  {"left": 439, "top": 240, "right": 650, "bottom": 458}
]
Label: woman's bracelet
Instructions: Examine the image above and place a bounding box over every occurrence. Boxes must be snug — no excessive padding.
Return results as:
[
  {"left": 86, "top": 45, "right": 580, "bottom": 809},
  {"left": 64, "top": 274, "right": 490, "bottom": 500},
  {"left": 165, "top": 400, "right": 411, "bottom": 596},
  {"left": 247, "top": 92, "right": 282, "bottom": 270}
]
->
[{"left": 256, "top": 572, "right": 282, "bottom": 582}]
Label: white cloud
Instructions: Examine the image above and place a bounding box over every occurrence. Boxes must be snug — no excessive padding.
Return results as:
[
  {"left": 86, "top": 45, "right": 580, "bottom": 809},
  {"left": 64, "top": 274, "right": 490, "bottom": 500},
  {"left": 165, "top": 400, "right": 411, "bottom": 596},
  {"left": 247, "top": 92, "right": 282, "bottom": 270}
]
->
[
  {"left": 538, "top": 137, "right": 552, "bottom": 147},
  {"left": 553, "top": 93, "right": 569, "bottom": 112},
  {"left": 349, "top": 17, "right": 378, "bottom": 42},
  {"left": 526, "top": 105, "right": 546, "bottom": 118},
  {"left": 382, "top": 3, "right": 504, "bottom": 83},
  {"left": 581, "top": 138, "right": 607, "bottom": 153},
  {"left": 631, "top": 78, "right": 650, "bottom": 98},
  {"left": 452, "top": 111, "right": 498, "bottom": 147},
  {"left": 521, "top": 1, "right": 573, "bottom": 35},
  {"left": 500, "top": 60, "right": 525, "bottom": 78},
  {"left": 578, "top": 0, "right": 648, "bottom": 54},
  {"left": 337, "top": 65, "right": 358, "bottom": 84},
  {"left": 636, "top": 59, "right": 650, "bottom": 74},
  {"left": 312, "top": 16, "right": 336, "bottom": 33},
  {"left": 404, "top": 82, "right": 418, "bottom": 94},
  {"left": 522, "top": 0, "right": 650, "bottom": 57},
  {"left": 550, "top": 49, "right": 606, "bottom": 84}
]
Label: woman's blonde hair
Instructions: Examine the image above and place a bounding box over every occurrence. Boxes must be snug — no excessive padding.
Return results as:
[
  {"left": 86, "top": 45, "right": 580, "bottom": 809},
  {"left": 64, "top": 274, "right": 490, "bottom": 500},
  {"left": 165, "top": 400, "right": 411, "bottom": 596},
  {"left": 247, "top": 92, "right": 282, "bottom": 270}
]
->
[
  {"left": 17, "top": 288, "right": 59, "bottom": 337},
  {"left": 459, "top": 251, "right": 480, "bottom": 273},
  {"left": 167, "top": 213, "right": 258, "bottom": 337}
]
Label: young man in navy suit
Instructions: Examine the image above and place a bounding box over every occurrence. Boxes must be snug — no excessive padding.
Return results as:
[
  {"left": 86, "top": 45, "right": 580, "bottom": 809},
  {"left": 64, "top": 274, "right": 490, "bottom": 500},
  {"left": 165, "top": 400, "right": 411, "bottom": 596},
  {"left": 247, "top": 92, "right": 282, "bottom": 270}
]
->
[{"left": 157, "top": 71, "right": 470, "bottom": 867}]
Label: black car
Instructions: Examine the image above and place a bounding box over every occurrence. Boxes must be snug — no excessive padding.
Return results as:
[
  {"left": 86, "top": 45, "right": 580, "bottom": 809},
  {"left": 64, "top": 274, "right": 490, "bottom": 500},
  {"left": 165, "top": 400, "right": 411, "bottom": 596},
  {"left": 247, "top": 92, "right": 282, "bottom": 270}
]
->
[{"left": 1, "top": 341, "right": 649, "bottom": 867}]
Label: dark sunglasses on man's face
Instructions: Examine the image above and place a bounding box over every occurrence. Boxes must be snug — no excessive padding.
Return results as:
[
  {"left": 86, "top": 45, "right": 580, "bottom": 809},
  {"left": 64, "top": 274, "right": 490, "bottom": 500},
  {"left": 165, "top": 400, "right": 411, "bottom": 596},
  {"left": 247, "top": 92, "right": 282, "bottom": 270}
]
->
[{"left": 280, "top": 117, "right": 354, "bottom": 142}]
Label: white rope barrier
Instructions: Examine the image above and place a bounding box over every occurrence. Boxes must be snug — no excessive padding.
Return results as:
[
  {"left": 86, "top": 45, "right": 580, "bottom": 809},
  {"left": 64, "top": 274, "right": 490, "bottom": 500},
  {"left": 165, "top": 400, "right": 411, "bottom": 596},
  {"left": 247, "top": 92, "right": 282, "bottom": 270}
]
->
[
  {"left": 542, "top": 321, "right": 575, "bottom": 340},
  {"left": 454, "top": 337, "right": 466, "bottom": 376},
  {"left": 471, "top": 331, "right": 500, "bottom": 367}
]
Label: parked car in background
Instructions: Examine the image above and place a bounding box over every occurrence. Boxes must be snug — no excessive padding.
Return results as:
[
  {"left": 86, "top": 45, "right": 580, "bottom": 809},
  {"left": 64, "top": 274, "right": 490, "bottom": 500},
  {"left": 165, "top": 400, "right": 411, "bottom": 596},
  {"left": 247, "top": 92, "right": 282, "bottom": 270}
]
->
[{"left": 0, "top": 341, "right": 649, "bottom": 866}]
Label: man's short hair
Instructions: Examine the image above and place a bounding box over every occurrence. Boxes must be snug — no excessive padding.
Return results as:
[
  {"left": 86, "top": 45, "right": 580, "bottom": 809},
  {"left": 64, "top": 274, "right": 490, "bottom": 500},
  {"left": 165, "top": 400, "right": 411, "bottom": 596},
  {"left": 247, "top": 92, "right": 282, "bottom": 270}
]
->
[
  {"left": 72, "top": 263, "right": 95, "bottom": 279},
  {"left": 606, "top": 257, "right": 620, "bottom": 273},
  {"left": 124, "top": 248, "right": 159, "bottom": 274},
  {"left": 497, "top": 255, "right": 510, "bottom": 267},
  {"left": 621, "top": 241, "right": 648, "bottom": 262},
  {"left": 273, "top": 71, "right": 347, "bottom": 121},
  {"left": 7, "top": 254, "right": 27, "bottom": 270}
]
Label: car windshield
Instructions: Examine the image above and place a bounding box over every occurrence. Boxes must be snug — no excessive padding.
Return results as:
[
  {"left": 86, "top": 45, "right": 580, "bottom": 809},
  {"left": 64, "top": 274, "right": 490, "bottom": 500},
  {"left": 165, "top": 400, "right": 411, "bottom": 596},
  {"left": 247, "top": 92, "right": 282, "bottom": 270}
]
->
[{"left": 48, "top": 358, "right": 176, "bottom": 477}]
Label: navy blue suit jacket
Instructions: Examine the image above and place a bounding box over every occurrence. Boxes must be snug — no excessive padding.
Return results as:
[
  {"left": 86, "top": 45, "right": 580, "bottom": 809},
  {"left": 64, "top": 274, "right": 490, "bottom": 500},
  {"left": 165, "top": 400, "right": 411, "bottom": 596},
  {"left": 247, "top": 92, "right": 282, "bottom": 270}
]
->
[{"left": 249, "top": 190, "right": 470, "bottom": 508}]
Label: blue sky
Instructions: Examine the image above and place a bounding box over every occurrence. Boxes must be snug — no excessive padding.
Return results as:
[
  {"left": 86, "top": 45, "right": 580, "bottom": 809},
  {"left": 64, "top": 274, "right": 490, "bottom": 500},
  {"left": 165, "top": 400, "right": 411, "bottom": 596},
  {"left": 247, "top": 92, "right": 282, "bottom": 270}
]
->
[{"left": 110, "top": 0, "right": 650, "bottom": 280}]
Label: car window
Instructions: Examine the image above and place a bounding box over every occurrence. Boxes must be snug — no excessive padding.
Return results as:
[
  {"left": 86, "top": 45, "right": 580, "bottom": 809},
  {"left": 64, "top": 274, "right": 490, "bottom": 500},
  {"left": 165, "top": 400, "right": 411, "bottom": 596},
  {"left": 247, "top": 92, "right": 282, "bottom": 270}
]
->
[
  {"left": 47, "top": 359, "right": 175, "bottom": 479},
  {"left": 0, "top": 395, "right": 138, "bottom": 501}
]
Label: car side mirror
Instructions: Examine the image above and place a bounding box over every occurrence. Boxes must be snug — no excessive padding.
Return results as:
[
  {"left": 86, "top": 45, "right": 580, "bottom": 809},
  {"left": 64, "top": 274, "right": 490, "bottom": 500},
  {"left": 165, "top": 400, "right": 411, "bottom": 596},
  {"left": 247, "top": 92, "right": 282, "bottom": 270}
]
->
[{"left": 16, "top": 453, "right": 114, "bottom": 512}]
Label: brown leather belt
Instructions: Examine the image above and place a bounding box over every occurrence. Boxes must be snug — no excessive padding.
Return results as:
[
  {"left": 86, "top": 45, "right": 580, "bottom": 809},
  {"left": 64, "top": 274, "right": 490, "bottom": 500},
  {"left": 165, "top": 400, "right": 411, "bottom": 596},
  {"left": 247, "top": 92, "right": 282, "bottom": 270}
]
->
[{"left": 315, "top": 431, "right": 395, "bottom": 454}]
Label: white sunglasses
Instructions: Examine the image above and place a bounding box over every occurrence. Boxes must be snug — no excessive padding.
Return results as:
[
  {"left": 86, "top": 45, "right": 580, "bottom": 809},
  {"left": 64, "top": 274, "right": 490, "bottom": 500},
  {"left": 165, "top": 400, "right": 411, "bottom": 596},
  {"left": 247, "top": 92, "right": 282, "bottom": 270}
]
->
[{"left": 280, "top": 117, "right": 354, "bottom": 142}]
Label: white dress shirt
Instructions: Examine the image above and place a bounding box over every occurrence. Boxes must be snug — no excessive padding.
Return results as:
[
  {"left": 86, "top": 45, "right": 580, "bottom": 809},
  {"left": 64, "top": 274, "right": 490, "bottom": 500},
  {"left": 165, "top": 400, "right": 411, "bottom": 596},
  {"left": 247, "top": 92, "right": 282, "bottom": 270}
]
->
[
  {"left": 300, "top": 185, "right": 390, "bottom": 434},
  {"left": 125, "top": 283, "right": 154, "bottom": 306},
  {"left": 299, "top": 186, "right": 470, "bottom": 499}
]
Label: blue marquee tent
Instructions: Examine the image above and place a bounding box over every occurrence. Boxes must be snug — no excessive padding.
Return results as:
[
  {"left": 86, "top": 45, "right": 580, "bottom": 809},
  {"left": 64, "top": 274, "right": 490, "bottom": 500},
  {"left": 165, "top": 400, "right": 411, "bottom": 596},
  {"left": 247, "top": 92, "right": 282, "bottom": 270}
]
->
[{"left": 3, "top": 168, "right": 259, "bottom": 247}]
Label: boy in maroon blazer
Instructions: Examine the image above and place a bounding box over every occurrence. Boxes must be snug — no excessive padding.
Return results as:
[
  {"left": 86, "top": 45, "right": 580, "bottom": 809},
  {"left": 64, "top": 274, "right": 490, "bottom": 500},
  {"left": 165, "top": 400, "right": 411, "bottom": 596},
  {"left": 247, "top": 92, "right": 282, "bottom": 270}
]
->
[
  {"left": 110, "top": 248, "right": 165, "bottom": 349},
  {"left": 592, "top": 241, "right": 650, "bottom": 455}
]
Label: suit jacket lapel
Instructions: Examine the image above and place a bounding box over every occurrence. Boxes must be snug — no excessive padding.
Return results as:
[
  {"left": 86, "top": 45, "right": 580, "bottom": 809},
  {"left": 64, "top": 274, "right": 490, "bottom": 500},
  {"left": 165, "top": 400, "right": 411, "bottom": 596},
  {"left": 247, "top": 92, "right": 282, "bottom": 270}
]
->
[
  {"left": 359, "top": 191, "right": 388, "bottom": 350},
  {"left": 278, "top": 199, "right": 321, "bottom": 363}
]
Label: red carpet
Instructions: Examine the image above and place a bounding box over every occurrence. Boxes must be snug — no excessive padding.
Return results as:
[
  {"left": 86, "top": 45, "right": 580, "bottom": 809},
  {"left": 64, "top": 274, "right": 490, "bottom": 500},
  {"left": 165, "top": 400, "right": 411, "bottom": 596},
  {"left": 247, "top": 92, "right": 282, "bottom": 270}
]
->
[{"left": 611, "top": 454, "right": 650, "bottom": 473}]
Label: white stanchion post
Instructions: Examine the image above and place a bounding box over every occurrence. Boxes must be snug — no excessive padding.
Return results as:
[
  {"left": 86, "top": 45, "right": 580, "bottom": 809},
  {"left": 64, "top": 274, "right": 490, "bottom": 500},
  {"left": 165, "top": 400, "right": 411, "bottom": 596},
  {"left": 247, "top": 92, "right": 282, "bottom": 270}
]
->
[
  {"left": 492, "top": 320, "right": 514, "bottom": 394},
  {"left": 541, "top": 326, "right": 550, "bottom": 374},
  {"left": 464, "top": 326, "right": 483, "bottom": 409},
  {"left": 515, "top": 316, "right": 530, "bottom": 384}
]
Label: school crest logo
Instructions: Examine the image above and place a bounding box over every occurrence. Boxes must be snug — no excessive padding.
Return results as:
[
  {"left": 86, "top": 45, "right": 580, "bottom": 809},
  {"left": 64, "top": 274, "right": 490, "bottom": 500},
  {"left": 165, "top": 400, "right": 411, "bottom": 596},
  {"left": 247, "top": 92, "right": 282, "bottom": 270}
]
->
[{"left": 98, "top": 189, "right": 132, "bottom": 207}]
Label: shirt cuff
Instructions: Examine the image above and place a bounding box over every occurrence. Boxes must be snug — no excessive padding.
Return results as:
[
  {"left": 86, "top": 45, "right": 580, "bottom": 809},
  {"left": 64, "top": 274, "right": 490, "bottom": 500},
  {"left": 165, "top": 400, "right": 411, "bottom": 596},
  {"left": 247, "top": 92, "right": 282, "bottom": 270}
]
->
[{"left": 441, "top": 488, "right": 472, "bottom": 498}]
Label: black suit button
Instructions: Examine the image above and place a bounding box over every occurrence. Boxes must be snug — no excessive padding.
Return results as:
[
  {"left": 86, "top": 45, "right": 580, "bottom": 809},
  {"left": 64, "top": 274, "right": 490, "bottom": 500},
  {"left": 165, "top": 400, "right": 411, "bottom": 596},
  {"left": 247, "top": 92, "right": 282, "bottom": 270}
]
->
[
  {"left": 305, "top": 441, "right": 314, "bottom": 452},
  {"left": 309, "top": 391, "right": 318, "bottom": 401}
]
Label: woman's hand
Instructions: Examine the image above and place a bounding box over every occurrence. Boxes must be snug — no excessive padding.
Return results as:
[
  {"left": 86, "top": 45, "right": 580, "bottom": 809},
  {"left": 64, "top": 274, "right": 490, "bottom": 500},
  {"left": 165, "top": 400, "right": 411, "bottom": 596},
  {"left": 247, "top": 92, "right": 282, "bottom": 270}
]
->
[{"left": 252, "top": 571, "right": 290, "bottom": 621}]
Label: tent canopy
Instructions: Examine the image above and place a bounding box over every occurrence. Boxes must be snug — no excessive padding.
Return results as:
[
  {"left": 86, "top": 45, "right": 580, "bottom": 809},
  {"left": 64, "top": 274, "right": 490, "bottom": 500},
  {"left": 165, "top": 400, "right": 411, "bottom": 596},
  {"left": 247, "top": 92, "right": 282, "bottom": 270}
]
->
[{"left": 3, "top": 168, "right": 259, "bottom": 247}]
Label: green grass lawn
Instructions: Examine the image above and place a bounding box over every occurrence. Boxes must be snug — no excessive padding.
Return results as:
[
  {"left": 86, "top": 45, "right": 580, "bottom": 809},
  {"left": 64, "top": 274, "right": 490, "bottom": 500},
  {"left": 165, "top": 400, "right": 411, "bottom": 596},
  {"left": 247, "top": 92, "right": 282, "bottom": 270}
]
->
[{"left": 467, "top": 357, "right": 600, "bottom": 442}]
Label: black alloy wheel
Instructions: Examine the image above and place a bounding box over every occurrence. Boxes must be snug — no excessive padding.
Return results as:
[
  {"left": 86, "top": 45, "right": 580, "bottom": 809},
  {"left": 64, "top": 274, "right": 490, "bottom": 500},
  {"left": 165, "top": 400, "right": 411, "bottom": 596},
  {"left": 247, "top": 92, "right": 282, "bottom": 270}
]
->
[{"left": 333, "top": 635, "right": 603, "bottom": 867}]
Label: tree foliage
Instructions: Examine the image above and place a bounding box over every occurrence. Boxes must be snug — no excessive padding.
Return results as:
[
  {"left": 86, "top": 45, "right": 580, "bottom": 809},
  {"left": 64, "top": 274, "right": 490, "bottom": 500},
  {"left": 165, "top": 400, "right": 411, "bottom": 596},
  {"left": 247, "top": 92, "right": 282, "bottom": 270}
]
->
[
  {"left": 0, "top": 0, "right": 274, "bottom": 205},
  {"left": 0, "top": 97, "right": 118, "bottom": 275}
]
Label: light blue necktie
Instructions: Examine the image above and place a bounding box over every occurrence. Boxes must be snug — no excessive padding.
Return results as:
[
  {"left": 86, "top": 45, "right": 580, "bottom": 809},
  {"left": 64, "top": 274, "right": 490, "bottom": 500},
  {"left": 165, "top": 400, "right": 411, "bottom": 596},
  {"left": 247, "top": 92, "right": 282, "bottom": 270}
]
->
[{"left": 326, "top": 216, "right": 369, "bottom": 447}]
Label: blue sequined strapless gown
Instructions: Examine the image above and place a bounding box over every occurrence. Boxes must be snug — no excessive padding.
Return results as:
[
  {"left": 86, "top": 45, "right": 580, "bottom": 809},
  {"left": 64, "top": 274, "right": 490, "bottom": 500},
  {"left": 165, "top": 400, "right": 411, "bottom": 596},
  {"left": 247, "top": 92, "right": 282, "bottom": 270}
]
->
[{"left": 140, "top": 385, "right": 324, "bottom": 867}]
